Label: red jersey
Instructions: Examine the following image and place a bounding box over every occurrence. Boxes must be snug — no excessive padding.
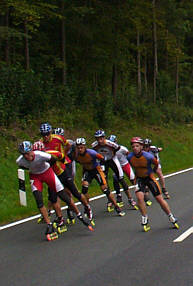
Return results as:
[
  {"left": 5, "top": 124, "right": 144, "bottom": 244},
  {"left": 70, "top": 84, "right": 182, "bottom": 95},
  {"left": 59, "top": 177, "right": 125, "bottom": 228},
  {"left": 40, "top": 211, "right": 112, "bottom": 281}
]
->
[{"left": 41, "top": 134, "right": 70, "bottom": 175}]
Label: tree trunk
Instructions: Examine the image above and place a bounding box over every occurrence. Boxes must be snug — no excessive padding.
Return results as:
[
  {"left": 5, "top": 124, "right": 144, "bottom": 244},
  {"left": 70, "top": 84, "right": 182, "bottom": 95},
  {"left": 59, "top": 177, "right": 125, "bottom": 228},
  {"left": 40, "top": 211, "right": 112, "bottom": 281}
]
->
[
  {"left": 152, "top": 0, "right": 158, "bottom": 104},
  {"left": 144, "top": 50, "right": 148, "bottom": 96},
  {"left": 165, "top": 29, "right": 169, "bottom": 71},
  {"left": 61, "top": 0, "right": 67, "bottom": 85},
  {"left": 137, "top": 29, "right": 141, "bottom": 97},
  {"left": 176, "top": 55, "right": 179, "bottom": 105},
  {"left": 24, "top": 20, "right": 30, "bottom": 70},
  {"left": 5, "top": 8, "right": 10, "bottom": 65},
  {"left": 112, "top": 63, "right": 118, "bottom": 101}
]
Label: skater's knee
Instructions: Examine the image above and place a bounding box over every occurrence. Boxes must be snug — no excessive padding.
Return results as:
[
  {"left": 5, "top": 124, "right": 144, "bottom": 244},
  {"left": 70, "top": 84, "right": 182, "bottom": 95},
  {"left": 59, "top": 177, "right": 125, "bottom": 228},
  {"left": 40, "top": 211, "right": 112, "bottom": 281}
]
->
[
  {"left": 119, "top": 178, "right": 128, "bottom": 191},
  {"left": 49, "top": 192, "right": 58, "bottom": 204},
  {"left": 82, "top": 185, "right": 88, "bottom": 194},
  {"left": 58, "top": 190, "right": 71, "bottom": 205},
  {"left": 103, "top": 188, "right": 110, "bottom": 196},
  {"left": 33, "top": 190, "right": 44, "bottom": 208}
]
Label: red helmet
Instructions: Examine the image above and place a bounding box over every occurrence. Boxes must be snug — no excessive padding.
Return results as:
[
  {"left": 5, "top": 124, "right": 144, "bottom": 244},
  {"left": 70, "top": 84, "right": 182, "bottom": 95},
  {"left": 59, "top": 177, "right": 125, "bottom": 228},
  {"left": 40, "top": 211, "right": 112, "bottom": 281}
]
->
[{"left": 130, "top": 137, "right": 144, "bottom": 145}]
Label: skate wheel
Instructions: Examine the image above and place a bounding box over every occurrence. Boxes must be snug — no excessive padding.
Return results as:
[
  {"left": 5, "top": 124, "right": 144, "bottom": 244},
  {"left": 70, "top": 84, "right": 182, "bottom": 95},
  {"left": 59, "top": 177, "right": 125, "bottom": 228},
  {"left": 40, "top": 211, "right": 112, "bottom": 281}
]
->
[
  {"left": 47, "top": 234, "right": 52, "bottom": 241},
  {"left": 53, "top": 222, "right": 57, "bottom": 228},
  {"left": 47, "top": 232, "right": 58, "bottom": 241},
  {"left": 117, "top": 202, "right": 124, "bottom": 208},
  {"left": 88, "top": 225, "right": 94, "bottom": 232},
  {"left": 143, "top": 225, "right": 151, "bottom": 232},
  {"left": 174, "top": 223, "right": 179, "bottom": 229},
  {"left": 107, "top": 206, "right": 114, "bottom": 212},
  {"left": 37, "top": 218, "right": 45, "bottom": 224},
  {"left": 134, "top": 205, "right": 139, "bottom": 210},
  {"left": 146, "top": 200, "right": 152, "bottom": 206},
  {"left": 58, "top": 226, "right": 67, "bottom": 234},
  {"left": 67, "top": 219, "right": 75, "bottom": 224},
  {"left": 91, "top": 219, "right": 95, "bottom": 226},
  {"left": 118, "top": 211, "right": 125, "bottom": 217}
]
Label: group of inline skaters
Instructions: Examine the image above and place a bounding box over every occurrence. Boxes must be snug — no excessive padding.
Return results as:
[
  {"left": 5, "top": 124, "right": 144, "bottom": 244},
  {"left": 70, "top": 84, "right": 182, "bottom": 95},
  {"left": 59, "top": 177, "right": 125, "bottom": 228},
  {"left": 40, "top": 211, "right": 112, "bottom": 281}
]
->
[{"left": 16, "top": 123, "right": 179, "bottom": 241}]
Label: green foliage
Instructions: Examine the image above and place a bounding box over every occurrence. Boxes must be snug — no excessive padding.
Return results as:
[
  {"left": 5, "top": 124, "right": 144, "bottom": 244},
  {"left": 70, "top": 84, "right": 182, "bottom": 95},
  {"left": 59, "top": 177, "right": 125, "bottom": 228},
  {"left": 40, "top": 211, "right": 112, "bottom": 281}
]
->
[{"left": 0, "top": 65, "right": 55, "bottom": 125}]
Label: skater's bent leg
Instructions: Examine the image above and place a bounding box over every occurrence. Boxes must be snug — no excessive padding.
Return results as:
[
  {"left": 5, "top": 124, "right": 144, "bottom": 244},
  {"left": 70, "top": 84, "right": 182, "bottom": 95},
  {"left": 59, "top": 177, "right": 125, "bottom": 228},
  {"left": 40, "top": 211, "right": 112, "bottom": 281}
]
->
[
  {"left": 82, "top": 181, "right": 90, "bottom": 203},
  {"left": 113, "top": 174, "right": 121, "bottom": 196},
  {"left": 39, "top": 206, "right": 51, "bottom": 224},
  {"left": 65, "top": 178, "right": 89, "bottom": 207},
  {"left": 48, "top": 189, "right": 62, "bottom": 217},
  {"left": 155, "top": 194, "right": 171, "bottom": 215},
  {"left": 106, "top": 191, "right": 119, "bottom": 208},
  {"left": 52, "top": 201, "right": 63, "bottom": 218},
  {"left": 33, "top": 191, "right": 50, "bottom": 224}
]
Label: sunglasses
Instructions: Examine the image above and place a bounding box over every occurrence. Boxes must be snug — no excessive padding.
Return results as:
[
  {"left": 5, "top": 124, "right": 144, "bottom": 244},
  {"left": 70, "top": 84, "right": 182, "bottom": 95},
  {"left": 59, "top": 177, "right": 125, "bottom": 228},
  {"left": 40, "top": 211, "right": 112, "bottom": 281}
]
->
[{"left": 41, "top": 132, "right": 50, "bottom": 137}]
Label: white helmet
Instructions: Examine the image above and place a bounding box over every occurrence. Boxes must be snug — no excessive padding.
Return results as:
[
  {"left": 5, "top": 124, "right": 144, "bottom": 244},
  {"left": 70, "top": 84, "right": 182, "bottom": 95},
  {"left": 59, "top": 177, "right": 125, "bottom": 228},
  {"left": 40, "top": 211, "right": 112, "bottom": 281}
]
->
[
  {"left": 53, "top": 127, "right": 64, "bottom": 136},
  {"left": 75, "top": 138, "right": 86, "bottom": 145}
]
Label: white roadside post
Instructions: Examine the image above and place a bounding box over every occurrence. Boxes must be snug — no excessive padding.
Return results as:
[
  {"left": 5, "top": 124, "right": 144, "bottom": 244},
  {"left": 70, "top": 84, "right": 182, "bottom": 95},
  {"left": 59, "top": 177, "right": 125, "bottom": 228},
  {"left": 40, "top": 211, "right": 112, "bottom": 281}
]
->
[{"left": 18, "top": 169, "right": 27, "bottom": 206}]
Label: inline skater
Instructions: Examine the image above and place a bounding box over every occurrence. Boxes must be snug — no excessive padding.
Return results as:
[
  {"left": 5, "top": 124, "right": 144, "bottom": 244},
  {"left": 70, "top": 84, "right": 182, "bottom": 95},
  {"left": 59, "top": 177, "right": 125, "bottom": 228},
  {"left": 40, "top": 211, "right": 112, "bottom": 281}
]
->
[
  {"left": 38, "top": 123, "right": 93, "bottom": 223},
  {"left": 16, "top": 141, "right": 93, "bottom": 241},
  {"left": 75, "top": 138, "right": 125, "bottom": 217},
  {"left": 107, "top": 135, "right": 138, "bottom": 209},
  {"left": 92, "top": 130, "right": 130, "bottom": 212},
  {"left": 52, "top": 127, "right": 76, "bottom": 224},
  {"left": 143, "top": 138, "right": 170, "bottom": 199},
  {"left": 127, "top": 137, "right": 179, "bottom": 232}
]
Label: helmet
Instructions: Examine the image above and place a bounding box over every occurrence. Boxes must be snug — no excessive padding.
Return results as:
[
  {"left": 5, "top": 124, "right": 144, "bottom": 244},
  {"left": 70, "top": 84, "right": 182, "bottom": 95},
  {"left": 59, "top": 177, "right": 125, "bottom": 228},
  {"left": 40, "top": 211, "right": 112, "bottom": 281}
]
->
[
  {"left": 53, "top": 127, "right": 64, "bottom": 136},
  {"left": 75, "top": 138, "right": 86, "bottom": 145},
  {"left": 143, "top": 138, "right": 152, "bottom": 146},
  {"left": 94, "top": 130, "right": 106, "bottom": 138},
  {"left": 33, "top": 141, "right": 45, "bottom": 151},
  {"left": 40, "top": 123, "right": 52, "bottom": 135},
  {"left": 108, "top": 134, "right": 117, "bottom": 143},
  {"left": 18, "top": 141, "right": 32, "bottom": 154},
  {"left": 130, "top": 137, "right": 144, "bottom": 145}
]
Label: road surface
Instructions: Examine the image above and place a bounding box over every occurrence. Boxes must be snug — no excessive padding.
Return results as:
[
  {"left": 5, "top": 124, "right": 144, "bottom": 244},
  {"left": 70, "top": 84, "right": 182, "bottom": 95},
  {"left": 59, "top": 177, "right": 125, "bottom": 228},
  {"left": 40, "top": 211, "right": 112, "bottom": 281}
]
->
[{"left": 0, "top": 169, "right": 193, "bottom": 286}]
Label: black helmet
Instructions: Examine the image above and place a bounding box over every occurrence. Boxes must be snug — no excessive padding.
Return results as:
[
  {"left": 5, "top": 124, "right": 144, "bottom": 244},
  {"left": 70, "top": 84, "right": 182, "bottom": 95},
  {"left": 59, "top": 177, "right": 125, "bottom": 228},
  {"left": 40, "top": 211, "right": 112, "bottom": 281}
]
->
[
  {"left": 143, "top": 138, "right": 152, "bottom": 146},
  {"left": 94, "top": 130, "right": 106, "bottom": 137},
  {"left": 40, "top": 122, "right": 52, "bottom": 135}
]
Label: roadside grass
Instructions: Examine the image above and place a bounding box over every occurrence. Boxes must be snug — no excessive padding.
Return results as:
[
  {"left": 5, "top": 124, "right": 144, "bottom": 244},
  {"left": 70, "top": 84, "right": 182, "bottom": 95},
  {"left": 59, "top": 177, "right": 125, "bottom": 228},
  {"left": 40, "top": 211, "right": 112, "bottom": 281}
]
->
[{"left": 0, "top": 119, "right": 193, "bottom": 225}]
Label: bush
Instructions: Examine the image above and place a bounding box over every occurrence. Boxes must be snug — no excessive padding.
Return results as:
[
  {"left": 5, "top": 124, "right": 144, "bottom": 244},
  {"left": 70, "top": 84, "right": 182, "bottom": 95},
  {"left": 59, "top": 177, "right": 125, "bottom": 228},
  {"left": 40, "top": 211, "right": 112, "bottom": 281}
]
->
[{"left": 0, "top": 65, "right": 55, "bottom": 125}]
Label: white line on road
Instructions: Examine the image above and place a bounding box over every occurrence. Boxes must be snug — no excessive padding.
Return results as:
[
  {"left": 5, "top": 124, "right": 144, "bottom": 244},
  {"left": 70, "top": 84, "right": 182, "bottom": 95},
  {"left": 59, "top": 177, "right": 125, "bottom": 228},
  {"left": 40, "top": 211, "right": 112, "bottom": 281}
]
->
[
  {"left": 173, "top": 227, "right": 193, "bottom": 242},
  {"left": 0, "top": 167, "right": 193, "bottom": 231}
]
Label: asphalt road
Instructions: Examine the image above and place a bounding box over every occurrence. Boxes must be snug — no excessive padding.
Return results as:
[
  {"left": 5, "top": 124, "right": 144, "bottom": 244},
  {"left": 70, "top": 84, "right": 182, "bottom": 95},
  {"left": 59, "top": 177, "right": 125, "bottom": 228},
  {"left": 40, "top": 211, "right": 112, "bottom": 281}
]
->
[{"left": 0, "top": 170, "right": 193, "bottom": 286}]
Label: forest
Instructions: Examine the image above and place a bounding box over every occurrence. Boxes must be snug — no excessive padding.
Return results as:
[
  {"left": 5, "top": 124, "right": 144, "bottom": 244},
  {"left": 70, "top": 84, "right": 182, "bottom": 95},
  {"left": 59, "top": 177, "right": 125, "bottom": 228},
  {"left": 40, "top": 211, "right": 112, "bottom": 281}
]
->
[{"left": 0, "top": 0, "right": 193, "bottom": 128}]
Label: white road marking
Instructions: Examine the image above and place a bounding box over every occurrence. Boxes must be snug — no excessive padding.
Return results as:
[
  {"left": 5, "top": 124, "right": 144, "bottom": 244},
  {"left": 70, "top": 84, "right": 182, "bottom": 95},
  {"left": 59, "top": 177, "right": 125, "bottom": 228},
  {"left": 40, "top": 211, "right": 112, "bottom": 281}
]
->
[
  {"left": 0, "top": 167, "right": 193, "bottom": 231},
  {"left": 173, "top": 227, "right": 193, "bottom": 242}
]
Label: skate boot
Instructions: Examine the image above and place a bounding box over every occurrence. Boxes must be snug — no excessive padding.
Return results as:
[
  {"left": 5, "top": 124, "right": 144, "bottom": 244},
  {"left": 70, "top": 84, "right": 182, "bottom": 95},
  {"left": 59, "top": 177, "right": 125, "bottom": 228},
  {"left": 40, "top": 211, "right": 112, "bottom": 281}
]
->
[
  {"left": 141, "top": 216, "right": 151, "bottom": 232},
  {"left": 116, "top": 195, "right": 124, "bottom": 207},
  {"left": 128, "top": 198, "right": 138, "bottom": 210},
  {"left": 67, "top": 208, "right": 75, "bottom": 225},
  {"left": 84, "top": 205, "right": 93, "bottom": 221},
  {"left": 169, "top": 214, "right": 179, "bottom": 229},
  {"left": 107, "top": 201, "right": 114, "bottom": 212},
  {"left": 115, "top": 206, "right": 125, "bottom": 217},
  {"left": 45, "top": 223, "right": 58, "bottom": 241},
  {"left": 162, "top": 188, "right": 170, "bottom": 199},
  {"left": 37, "top": 209, "right": 51, "bottom": 224},
  {"left": 53, "top": 217, "right": 67, "bottom": 234},
  {"left": 77, "top": 213, "right": 94, "bottom": 231}
]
